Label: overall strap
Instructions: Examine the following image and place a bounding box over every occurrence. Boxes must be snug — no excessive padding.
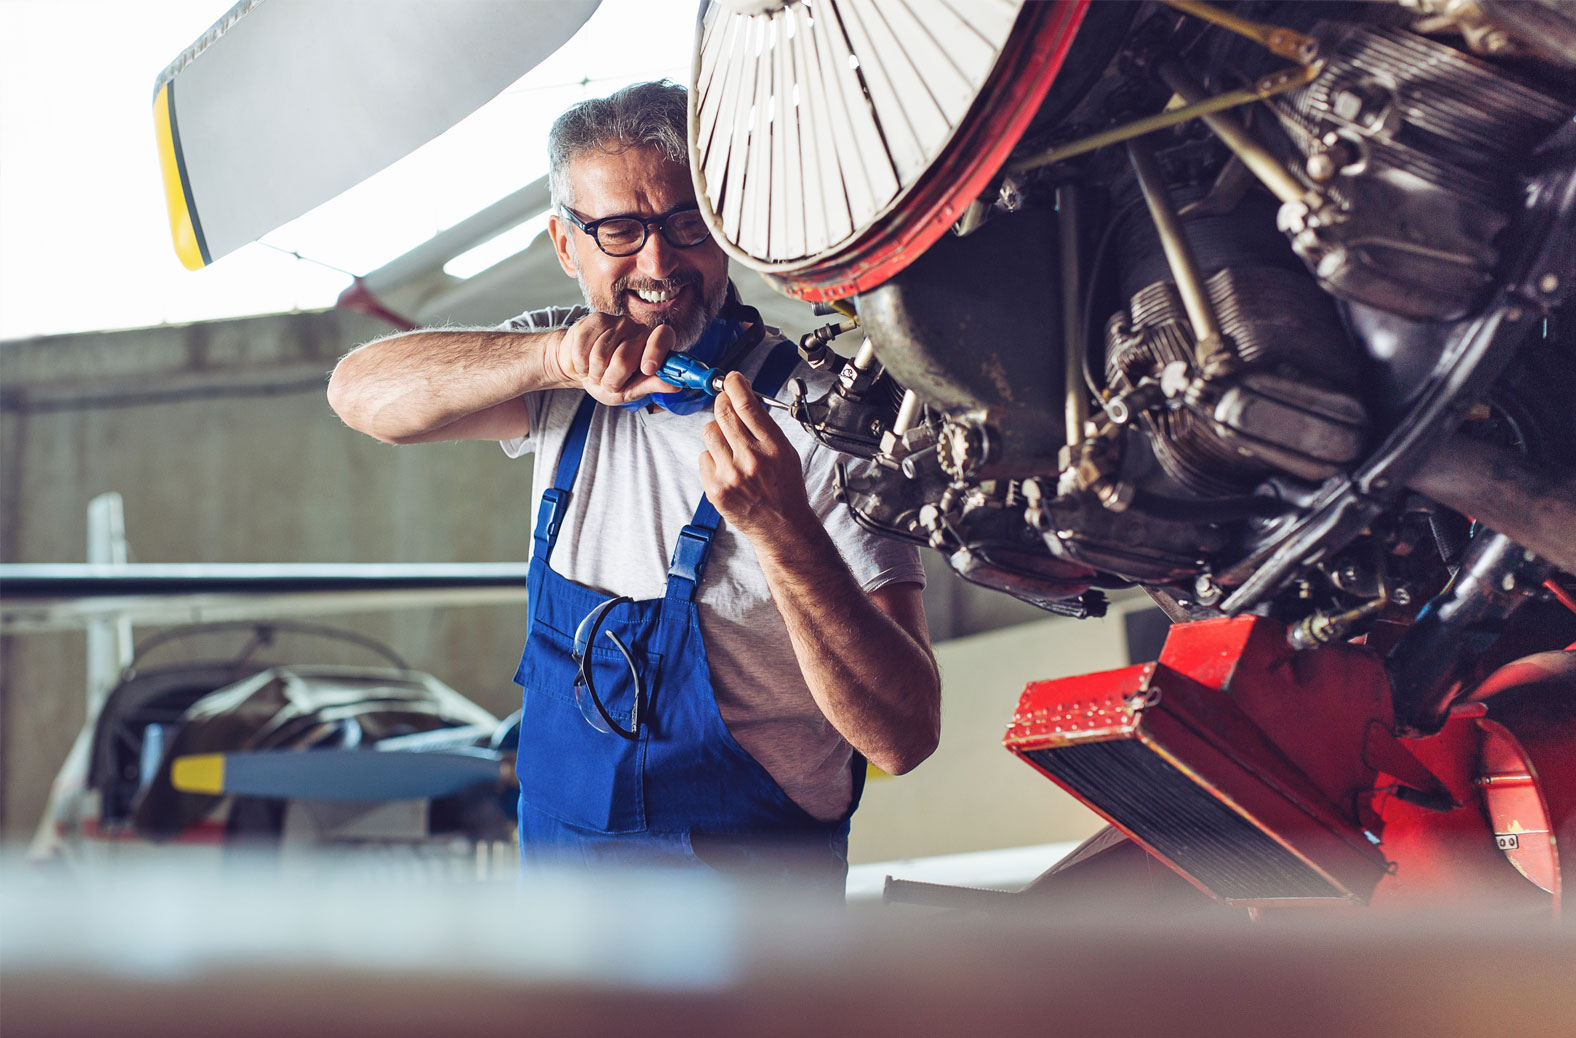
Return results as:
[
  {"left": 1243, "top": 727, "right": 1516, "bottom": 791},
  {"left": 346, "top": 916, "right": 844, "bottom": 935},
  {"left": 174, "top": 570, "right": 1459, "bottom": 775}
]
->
[
  {"left": 752, "top": 338, "right": 806, "bottom": 401},
  {"left": 532, "top": 396, "right": 597, "bottom": 563},
  {"left": 665, "top": 340, "right": 803, "bottom": 602}
]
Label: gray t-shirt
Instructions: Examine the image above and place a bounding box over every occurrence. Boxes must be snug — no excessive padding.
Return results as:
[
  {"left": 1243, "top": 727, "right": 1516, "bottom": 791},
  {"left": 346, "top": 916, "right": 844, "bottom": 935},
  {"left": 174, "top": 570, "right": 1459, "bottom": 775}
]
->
[{"left": 501, "top": 306, "right": 926, "bottom": 821}]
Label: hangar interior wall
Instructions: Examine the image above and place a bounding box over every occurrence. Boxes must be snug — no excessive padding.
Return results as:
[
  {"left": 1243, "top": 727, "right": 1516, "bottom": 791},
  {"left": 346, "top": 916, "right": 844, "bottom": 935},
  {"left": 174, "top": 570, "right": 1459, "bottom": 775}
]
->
[{"left": 0, "top": 310, "right": 1103, "bottom": 857}]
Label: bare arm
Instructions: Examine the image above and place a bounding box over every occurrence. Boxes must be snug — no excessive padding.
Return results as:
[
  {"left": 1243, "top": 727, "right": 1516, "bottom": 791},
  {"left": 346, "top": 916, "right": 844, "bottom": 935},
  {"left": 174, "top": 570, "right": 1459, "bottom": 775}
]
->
[
  {"left": 700, "top": 374, "right": 941, "bottom": 774},
  {"left": 327, "top": 315, "right": 677, "bottom": 444},
  {"left": 328, "top": 327, "right": 556, "bottom": 444}
]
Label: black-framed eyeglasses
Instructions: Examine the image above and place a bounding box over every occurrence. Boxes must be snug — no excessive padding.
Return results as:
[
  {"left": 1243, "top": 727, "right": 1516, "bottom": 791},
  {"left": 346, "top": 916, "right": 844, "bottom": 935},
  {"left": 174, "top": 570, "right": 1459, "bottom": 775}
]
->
[
  {"left": 559, "top": 204, "right": 712, "bottom": 257},
  {"left": 572, "top": 595, "right": 643, "bottom": 740}
]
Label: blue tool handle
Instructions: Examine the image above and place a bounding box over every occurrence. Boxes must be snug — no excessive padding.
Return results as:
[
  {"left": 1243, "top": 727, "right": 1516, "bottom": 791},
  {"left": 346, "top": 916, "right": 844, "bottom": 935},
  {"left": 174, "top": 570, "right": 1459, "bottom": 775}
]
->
[{"left": 656, "top": 353, "right": 722, "bottom": 396}]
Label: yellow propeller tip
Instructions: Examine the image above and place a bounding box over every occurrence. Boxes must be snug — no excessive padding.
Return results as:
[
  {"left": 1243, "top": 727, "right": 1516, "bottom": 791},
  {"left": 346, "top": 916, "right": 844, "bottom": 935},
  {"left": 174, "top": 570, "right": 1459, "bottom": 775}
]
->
[{"left": 170, "top": 753, "right": 226, "bottom": 794}]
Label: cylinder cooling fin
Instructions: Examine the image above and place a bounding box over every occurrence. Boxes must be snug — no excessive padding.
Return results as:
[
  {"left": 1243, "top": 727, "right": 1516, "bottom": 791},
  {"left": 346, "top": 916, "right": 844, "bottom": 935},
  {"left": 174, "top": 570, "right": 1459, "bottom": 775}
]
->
[
  {"left": 1271, "top": 22, "right": 1576, "bottom": 320},
  {"left": 689, "top": 0, "right": 1090, "bottom": 300}
]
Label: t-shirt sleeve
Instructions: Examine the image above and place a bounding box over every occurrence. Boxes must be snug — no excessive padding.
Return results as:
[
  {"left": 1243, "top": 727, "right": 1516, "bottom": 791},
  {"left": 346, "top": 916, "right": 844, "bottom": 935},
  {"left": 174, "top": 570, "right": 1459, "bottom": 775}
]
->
[
  {"left": 804, "top": 449, "right": 927, "bottom": 594},
  {"left": 497, "top": 305, "right": 590, "bottom": 459}
]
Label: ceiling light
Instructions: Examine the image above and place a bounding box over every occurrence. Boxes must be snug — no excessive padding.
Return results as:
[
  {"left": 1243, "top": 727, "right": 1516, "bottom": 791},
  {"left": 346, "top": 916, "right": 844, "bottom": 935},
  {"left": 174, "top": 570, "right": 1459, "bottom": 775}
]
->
[{"left": 442, "top": 210, "right": 553, "bottom": 280}]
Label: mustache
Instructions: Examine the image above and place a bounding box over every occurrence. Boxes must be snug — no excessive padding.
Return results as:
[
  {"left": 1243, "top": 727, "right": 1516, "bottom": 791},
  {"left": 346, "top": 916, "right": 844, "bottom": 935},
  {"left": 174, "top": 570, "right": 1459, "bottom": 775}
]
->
[{"left": 612, "top": 272, "right": 700, "bottom": 296}]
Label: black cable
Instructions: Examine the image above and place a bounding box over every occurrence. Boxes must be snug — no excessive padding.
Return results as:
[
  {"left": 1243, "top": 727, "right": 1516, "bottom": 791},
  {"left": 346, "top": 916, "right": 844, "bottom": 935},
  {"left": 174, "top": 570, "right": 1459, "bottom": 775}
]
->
[{"left": 1080, "top": 195, "right": 1149, "bottom": 402}]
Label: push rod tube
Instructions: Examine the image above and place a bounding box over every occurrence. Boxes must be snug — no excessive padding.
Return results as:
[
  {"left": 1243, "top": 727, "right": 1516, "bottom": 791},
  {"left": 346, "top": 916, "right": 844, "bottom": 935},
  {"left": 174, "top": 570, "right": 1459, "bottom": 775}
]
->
[
  {"left": 852, "top": 337, "right": 879, "bottom": 372},
  {"left": 1127, "top": 139, "right": 1228, "bottom": 368},
  {"left": 1157, "top": 61, "right": 1308, "bottom": 205},
  {"left": 1057, "top": 183, "right": 1089, "bottom": 447},
  {"left": 892, "top": 389, "right": 921, "bottom": 437}
]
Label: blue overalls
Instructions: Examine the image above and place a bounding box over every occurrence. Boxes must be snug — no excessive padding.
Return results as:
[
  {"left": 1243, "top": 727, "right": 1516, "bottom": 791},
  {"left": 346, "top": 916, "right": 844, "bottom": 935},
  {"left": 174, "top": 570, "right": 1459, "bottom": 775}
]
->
[{"left": 513, "top": 340, "right": 864, "bottom": 894}]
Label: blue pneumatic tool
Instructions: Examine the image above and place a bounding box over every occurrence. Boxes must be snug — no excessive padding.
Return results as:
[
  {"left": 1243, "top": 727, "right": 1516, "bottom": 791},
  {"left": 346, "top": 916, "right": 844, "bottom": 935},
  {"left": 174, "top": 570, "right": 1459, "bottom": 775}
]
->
[{"left": 656, "top": 353, "right": 791, "bottom": 410}]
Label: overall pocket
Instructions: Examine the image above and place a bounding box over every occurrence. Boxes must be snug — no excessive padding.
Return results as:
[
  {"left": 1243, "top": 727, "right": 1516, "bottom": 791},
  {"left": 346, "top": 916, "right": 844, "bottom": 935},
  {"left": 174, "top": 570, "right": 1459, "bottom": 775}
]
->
[{"left": 514, "top": 617, "right": 659, "bottom": 834}]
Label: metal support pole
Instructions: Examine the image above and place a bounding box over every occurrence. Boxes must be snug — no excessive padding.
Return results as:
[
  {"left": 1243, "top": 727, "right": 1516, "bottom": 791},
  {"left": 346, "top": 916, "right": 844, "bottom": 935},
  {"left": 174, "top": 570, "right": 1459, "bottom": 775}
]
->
[
  {"left": 1005, "top": 63, "right": 1320, "bottom": 176},
  {"left": 85, "top": 492, "right": 134, "bottom": 715}
]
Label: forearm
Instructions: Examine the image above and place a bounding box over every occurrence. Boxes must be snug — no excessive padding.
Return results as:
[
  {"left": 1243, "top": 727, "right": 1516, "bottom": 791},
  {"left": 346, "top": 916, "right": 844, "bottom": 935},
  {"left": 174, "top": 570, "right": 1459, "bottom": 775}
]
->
[
  {"left": 327, "top": 327, "right": 568, "bottom": 443},
  {"left": 754, "top": 524, "right": 941, "bottom": 775}
]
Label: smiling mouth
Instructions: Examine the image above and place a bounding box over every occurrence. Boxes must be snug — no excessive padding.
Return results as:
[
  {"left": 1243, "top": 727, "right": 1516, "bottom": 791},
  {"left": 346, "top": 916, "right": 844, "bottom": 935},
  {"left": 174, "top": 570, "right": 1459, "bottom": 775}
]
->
[{"left": 628, "top": 284, "right": 686, "bottom": 308}]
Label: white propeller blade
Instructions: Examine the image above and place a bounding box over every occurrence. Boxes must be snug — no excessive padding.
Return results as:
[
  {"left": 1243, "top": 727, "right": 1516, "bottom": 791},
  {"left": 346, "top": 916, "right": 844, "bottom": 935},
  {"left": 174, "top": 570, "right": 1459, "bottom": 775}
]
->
[{"left": 153, "top": 0, "right": 600, "bottom": 268}]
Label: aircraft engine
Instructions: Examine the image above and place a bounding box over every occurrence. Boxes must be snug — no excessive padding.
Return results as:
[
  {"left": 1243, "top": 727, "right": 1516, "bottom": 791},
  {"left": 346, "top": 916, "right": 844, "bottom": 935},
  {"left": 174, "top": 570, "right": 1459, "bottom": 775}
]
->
[{"left": 690, "top": 0, "right": 1576, "bottom": 640}]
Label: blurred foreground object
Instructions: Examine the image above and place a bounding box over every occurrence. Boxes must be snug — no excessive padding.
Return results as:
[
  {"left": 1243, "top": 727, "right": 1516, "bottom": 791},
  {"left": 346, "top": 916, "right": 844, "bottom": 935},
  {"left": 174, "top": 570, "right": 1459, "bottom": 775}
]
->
[{"left": 4, "top": 859, "right": 1576, "bottom": 1037}]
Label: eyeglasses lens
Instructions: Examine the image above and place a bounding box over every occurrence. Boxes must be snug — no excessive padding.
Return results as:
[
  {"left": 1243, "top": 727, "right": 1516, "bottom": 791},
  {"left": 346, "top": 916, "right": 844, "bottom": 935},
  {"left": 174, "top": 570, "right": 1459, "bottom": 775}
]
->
[
  {"left": 659, "top": 209, "right": 711, "bottom": 247},
  {"left": 595, "top": 219, "right": 645, "bottom": 254},
  {"left": 595, "top": 209, "right": 711, "bottom": 256},
  {"left": 572, "top": 598, "right": 641, "bottom": 737}
]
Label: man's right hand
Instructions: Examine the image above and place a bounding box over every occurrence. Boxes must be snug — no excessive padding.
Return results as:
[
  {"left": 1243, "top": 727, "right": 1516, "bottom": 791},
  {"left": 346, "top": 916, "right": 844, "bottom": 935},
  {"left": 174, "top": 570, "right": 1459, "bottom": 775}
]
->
[
  {"left": 550, "top": 313, "right": 676, "bottom": 406},
  {"left": 329, "top": 312, "right": 678, "bottom": 445}
]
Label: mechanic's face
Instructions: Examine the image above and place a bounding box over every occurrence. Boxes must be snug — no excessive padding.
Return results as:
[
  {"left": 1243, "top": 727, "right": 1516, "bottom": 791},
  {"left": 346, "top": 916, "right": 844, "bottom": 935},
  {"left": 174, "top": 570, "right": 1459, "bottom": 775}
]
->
[{"left": 549, "top": 145, "right": 729, "bottom": 352}]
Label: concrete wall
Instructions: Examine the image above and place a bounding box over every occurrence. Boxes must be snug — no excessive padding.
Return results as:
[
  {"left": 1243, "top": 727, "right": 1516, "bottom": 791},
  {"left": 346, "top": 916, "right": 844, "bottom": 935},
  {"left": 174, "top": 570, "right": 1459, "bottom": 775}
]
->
[
  {"left": 1, "top": 310, "right": 538, "bottom": 839},
  {"left": 0, "top": 309, "right": 1091, "bottom": 848},
  {"left": 846, "top": 604, "right": 1150, "bottom": 865}
]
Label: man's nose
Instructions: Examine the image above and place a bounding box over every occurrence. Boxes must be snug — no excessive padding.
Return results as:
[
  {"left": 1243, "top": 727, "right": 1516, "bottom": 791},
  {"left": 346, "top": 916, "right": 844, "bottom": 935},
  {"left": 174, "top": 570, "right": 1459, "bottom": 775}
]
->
[{"left": 634, "top": 229, "right": 678, "bottom": 279}]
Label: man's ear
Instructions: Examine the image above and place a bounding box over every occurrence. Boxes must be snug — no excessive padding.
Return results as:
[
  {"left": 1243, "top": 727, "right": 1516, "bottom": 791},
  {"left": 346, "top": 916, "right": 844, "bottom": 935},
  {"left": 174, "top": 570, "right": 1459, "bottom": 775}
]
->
[{"left": 548, "top": 213, "right": 578, "bottom": 279}]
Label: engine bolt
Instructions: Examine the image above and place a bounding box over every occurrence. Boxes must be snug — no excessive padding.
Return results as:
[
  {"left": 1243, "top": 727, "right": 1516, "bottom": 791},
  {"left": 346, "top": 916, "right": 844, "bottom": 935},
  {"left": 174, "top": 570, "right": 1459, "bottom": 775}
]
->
[
  {"left": 1481, "top": 30, "right": 1512, "bottom": 54},
  {"left": 1332, "top": 83, "right": 1393, "bottom": 132},
  {"left": 1305, "top": 152, "right": 1339, "bottom": 183},
  {"left": 1539, "top": 273, "right": 1560, "bottom": 295}
]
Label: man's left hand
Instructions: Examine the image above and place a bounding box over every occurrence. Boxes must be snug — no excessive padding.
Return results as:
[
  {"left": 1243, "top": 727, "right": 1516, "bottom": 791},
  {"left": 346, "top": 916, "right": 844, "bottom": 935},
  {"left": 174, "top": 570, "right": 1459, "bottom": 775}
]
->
[
  {"left": 699, "top": 372, "right": 815, "bottom": 548},
  {"left": 703, "top": 374, "right": 941, "bottom": 776}
]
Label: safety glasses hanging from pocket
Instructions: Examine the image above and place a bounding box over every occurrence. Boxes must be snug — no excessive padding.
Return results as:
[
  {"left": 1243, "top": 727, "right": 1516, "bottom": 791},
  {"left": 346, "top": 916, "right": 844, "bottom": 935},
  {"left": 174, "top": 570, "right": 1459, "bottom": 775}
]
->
[{"left": 572, "top": 595, "right": 643, "bottom": 740}]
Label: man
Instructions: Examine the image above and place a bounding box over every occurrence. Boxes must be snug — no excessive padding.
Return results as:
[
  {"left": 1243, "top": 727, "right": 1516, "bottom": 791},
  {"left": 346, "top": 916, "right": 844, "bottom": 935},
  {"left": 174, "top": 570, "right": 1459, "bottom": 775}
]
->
[{"left": 328, "top": 81, "right": 939, "bottom": 890}]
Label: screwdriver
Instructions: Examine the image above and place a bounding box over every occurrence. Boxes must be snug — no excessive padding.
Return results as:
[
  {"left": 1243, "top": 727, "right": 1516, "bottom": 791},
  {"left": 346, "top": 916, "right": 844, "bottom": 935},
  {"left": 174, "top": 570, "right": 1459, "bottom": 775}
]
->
[{"left": 656, "top": 353, "right": 791, "bottom": 411}]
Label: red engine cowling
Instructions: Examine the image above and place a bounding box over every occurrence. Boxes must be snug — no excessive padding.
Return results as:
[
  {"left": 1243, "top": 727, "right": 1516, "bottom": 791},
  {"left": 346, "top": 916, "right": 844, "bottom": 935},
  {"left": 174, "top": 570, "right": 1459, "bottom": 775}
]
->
[{"left": 1005, "top": 615, "right": 1576, "bottom": 914}]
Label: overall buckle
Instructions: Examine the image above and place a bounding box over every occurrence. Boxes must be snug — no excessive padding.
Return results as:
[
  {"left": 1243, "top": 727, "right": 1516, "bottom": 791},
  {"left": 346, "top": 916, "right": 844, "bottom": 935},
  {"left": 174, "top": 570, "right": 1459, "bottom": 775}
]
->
[
  {"left": 668, "top": 524, "right": 714, "bottom": 585},
  {"left": 534, "top": 488, "right": 570, "bottom": 545}
]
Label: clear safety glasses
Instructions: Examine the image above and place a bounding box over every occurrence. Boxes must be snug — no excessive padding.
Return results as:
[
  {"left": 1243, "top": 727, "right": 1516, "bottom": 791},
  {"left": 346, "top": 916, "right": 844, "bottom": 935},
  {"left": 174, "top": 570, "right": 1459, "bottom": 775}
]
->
[{"left": 571, "top": 595, "right": 643, "bottom": 740}]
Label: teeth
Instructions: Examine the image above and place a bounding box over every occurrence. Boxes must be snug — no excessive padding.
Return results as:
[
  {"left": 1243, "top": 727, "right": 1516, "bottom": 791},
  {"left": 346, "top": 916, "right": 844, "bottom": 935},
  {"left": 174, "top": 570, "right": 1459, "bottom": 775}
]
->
[{"left": 635, "top": 289, "right": 672, "bottom": 303}]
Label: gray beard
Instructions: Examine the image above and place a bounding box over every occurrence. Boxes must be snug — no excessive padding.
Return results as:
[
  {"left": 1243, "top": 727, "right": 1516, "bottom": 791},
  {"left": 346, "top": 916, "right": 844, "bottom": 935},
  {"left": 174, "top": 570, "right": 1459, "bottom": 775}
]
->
[{"left": 575, "top": 271, "right": 729, "bottom": 353}]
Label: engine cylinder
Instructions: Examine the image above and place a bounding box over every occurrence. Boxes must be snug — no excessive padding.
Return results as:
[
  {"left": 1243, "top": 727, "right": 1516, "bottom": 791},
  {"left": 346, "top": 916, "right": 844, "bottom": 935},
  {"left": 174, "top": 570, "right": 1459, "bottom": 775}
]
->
[
  {"left": 1272, "top": 23, "right": 1576, "bottom": 320},
  {"left": 1105, "top": 182, "right": 1362, "bottom": 498}
]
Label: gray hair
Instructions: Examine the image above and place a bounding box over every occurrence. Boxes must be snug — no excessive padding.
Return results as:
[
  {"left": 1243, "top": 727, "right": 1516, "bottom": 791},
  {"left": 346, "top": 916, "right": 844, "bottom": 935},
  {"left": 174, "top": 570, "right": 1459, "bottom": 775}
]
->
[{"left": 547, "top": 80, "right": 689, "bottom": 211}]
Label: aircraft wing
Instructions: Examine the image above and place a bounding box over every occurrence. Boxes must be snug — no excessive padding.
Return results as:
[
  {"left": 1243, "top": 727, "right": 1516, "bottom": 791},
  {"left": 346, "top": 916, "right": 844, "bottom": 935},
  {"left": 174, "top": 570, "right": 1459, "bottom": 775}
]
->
[
  {"left": 0, "top": 563, "right": 531, "bottom": 634},
  {"left": 153, "top": 0, "right": 600, "bottom": 269}
]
